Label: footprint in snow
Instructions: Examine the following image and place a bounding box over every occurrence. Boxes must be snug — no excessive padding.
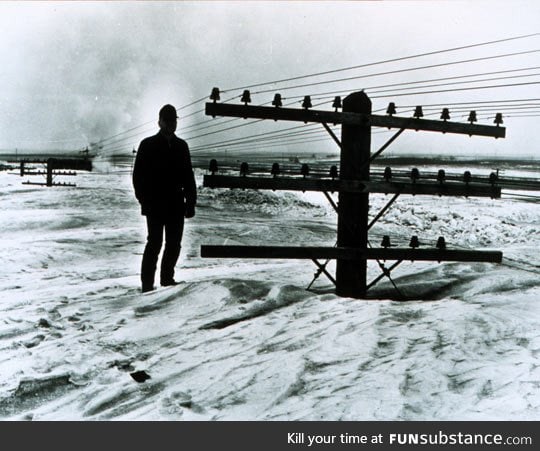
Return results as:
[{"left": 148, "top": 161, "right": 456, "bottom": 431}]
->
[{"left": 22, "top": 334, "right": 45, "bottom": 348}]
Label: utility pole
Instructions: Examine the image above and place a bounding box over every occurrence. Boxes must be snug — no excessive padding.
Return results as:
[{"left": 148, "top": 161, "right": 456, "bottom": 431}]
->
[
  {"left": 201, "top": 89, "right": 505, "bottom": 299},
  {"left": 336, "top": 91, "right": 371, "bottom": 297}
]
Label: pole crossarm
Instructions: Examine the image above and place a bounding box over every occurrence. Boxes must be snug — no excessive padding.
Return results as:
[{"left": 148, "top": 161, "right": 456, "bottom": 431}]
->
[
  {"left": 203, "top": 175, "right": 501, "bottom": 198},
  {"left": 21, "top": 170, "right": 76, "bottom": 176},
  {"left": 22, "top": 170, "right": 47, "bottom": 176},
  {"left": 22, "top": 181, "right": 76, "bottom": 187},
  {"left": 201, "top": 245, "right": 502, "bottom": 263},
  {"left": 205, "top": 103, "right": 505, "bottom": 138}
]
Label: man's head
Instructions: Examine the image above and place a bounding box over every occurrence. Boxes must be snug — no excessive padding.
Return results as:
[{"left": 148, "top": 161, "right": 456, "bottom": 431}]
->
[{"left": 158, "top": 104, "right": 178, "bottom": 135}]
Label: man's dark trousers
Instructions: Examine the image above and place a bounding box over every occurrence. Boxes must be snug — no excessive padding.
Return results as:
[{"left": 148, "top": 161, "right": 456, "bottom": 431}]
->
[{"left": 141, "top": 214, "right": 184, "bottom": 290}]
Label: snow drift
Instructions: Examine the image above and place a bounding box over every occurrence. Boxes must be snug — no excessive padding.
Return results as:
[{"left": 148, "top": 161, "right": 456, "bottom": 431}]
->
[{"left": 0, "top": 167, "right": 539, "bottom": 420}]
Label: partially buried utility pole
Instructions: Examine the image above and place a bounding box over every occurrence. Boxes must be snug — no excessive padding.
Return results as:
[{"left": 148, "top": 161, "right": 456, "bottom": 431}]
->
[
  {"left": 200, "top": 88, "right": 505, "bottom": 300},
  {"left": 336, "top": 91, "right": 371, "bottom": 298}
]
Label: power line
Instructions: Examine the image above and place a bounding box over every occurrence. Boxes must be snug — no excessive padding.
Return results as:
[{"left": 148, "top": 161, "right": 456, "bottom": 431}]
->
[
  {"left": 368, "top": 72, "right": 540, "bottom": 96},
  {"left": 504, "top": 113, "right": 540, "bottom": 118},
  {"left": 93, "top": 94, "right": 219, "bottom": 150},
  {"left": 186, "top": 91, "right": 540, "bottom": 145},
  {"left": 191, "top": 127, "right": 396, "bottom": 155},
  {"left": 91, "top": 43, "right": 540, "bottom": 153},
  {"left": 286, "top": 66, "right": 540, "bottom": 101},
  {"left": 99, "top": 95, "right": 252, "bottom": 154},
  {"left": 192, "top": 134, "right": 335, "bottom": 154},
  {"left": 181, "top": 55, "right": 540, "bottom": 145},
  {"left": 96, "top": 120, "right": 155, "bottom": 145},
  {"left": 304, "top": 73, "right": 540, "bottom": 106},
  {"left": 190, "top": 125, "right": 399, "bottom": 154},
  {"left": 221, "top": 32, "right": 540, "bottom": 92},
  {"left": 190, "top": 132, "right": 330, "bottom": 154},
  {"left": 107, "top": 92, "right": 540, "bottom": 155},
  {"left": 372, "top": 98, "right": 540, "bottom": 113},
  {"left": 99, "top": 126, "right": 156, "bottom": 150},
  {"left": 86, "top": 41, "right": 540, "bottom": 155},
  {"left": 423, "top": 104, "right": 540, "bottom": 112},
  {"left": 370, "top": 81, "right": 540, "bottom": 99},
  {"left": 189, "top": 124, "right": 322, "bottom": 150},
  {"left": 246, "top": 49, "right": 540, "bottom": 96}
]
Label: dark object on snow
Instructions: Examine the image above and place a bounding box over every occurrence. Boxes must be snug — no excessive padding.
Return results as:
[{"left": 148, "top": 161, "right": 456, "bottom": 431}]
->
[
  {"left": 130, "top": 370, "right": 151, "bottom": 383},
  {"left": 209, "top": 158, "right": 218, "bottom": 175},
  {"left": 384, "top": 166, "right": 392, "bottom": 181},
  {"left": 436, "top": 236, "right": 447, "bottom": 250},
  {"left": 240, "top": 162, "right": 249, "bottom": 177}
]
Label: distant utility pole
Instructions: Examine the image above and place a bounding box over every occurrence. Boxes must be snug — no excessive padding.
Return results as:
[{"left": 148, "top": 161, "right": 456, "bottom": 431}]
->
[{"left": 10, "top": 157, "right": 92, "bottom": 187}]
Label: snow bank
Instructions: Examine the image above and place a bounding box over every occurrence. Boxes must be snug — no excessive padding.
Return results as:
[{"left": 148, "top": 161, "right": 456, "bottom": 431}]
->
[{"left": 0, "top": 168, "right": 539, "bottom": 420}]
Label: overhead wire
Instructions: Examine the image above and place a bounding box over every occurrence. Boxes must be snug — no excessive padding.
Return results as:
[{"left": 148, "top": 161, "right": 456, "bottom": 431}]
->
[
  {"left": 192, "top": 134, "right": 336, "bottom": 155},
  {"left": 245, "top": 49, "right": 540, "bottom": 96},
  {"left": 221, "top": 32, "right": 540, "bottom": 92},
  {"left": 183, "top": 92, "right": 540, "bottom": 148},
  {"left": 14, "top": 33, "right": 540, "bottom": 155},
  {"left": 370, "top": 81, "right": 540, "bottom": 99},
  {"left": 286, "top": 66, "right": 540, "bottom": 102},
  {"left": 94, "top": 35, "right": 540, "bottom": 153},
  {"left": 99, "top": 92, "right": 540, "bottom": 157},
  {"left": 95, "top": 94, "right": 235, "bottom": 155},
  {"left": 183, "top": 82, "right": 540, "bottom": 147},
  {"left": 190, "top": 123, "right": 321, "bottom": 148},
  {"left": 367, "top": 72, "right": 540, "bottom": 96},
  {"left": 94, "top": 35, "right": 540, "bottom": 159}
]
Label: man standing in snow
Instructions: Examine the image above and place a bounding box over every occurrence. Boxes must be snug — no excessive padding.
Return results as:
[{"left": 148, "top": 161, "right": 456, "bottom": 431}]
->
[{"left": 132, "top": 104, "right": 197, "bottom": 293}]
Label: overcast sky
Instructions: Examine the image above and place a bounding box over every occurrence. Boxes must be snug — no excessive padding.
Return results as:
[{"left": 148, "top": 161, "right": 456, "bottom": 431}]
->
[{"left": 1, "top": 1, "right": 539, "bottom": 159}]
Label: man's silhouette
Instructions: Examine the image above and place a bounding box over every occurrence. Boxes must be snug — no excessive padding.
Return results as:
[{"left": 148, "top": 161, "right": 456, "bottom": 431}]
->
[{"left": 133, "top": 104, "right": 197, "bottom": 293}]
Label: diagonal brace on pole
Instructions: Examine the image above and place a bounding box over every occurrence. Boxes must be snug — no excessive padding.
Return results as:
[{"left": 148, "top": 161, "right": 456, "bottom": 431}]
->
[
  {"left": 367, "top": 238, "right": 406, "bottom": 299},
  {"left": 306, "top": 242, "right": 338, "bottom": 290},
  {"left": 322, "top": 191, "right": 338, "bottom": 213},
  {"left": 357, "top": 128, "right": 405, "bottom": 175},
  {"left": 366, "top": 260, "right": 403, "bottom": 291},
  {"left": 311, "top": 259, "right": 337, "bottom": 287},
  {"left": 373, "top": 258, "right": 405, "bottom": 299},
  {"left": 321, "top": 122, "right": 342, "bottom": 149},
  {"left": 370, "top": 128, "right": 405, "bottom": 164},
  {"left": 368, "top": 191, "right": 401, "bottom": 230}
]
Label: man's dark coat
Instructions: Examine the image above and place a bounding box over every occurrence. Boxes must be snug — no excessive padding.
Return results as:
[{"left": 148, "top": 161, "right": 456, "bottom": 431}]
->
[{"left": 132, "top": 131, "right": 197, "bottom": 218}]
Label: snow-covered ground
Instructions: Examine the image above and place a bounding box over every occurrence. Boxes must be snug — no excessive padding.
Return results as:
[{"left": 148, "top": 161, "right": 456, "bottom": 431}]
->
[{"left": 0, "top": 165, "right": 539, "bottom": 420}]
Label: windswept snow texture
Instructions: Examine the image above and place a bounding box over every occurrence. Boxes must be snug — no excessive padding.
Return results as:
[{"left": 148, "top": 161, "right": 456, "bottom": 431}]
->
[{"left": 0, "top": 167, "right": 539, "bottom": 420}]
